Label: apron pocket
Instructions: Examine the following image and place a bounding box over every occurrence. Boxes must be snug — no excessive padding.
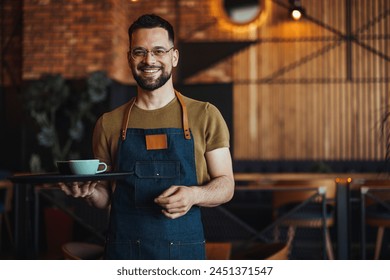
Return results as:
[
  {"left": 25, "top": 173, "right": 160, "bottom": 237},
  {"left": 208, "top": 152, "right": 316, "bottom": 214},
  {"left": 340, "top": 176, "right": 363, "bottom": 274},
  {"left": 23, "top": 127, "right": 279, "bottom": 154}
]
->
[
  {"left": 134, "top": 161, "right": 180, "bottom": 208},
  {"left": 169, "top": 240, "right": 206, "bottom": 260}
]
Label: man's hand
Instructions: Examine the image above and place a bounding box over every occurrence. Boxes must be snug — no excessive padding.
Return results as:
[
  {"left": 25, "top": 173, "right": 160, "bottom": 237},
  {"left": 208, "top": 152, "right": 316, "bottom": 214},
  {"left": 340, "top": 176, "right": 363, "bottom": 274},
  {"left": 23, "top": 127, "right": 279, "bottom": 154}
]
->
[
  {"left": 154, "top": 186, "right": 197, "bottom": 219},
  {"left": 58, "top": 181, "right": 100, "bottom": 199}
]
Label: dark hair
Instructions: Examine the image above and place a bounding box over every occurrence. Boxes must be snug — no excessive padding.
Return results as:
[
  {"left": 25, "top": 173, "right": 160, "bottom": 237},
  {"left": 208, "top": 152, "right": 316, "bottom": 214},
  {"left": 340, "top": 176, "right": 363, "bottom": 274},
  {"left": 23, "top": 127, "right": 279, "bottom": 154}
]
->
[{"left": 128, "top": 14, "right": 174, "bottom": 46}]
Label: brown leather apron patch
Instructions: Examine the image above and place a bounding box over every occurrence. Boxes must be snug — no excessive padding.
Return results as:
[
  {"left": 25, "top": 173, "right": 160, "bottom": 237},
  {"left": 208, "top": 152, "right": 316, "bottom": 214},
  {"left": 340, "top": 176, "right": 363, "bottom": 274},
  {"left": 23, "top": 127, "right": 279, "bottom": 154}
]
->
[{"left": 145, "top": 134, "right": 168, "bottom": 150}]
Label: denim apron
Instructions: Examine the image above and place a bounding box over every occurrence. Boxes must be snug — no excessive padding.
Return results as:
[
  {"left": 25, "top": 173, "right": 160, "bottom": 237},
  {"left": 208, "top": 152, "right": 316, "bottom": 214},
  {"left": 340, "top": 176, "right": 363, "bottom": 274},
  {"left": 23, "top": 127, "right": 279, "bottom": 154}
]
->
[{"left": 104, "top": 91, "right": 205, "bottom": 260}]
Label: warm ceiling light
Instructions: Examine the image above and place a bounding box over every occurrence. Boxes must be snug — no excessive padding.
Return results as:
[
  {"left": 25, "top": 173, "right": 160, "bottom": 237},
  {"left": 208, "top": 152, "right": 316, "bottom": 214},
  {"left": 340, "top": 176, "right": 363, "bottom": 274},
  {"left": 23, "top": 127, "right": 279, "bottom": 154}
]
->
[
  {"left": 289, "top": 0, "right": 305, "bottom": 21},
  {"left": 291, "top": 9, "right": 302, "bottom": 20}
]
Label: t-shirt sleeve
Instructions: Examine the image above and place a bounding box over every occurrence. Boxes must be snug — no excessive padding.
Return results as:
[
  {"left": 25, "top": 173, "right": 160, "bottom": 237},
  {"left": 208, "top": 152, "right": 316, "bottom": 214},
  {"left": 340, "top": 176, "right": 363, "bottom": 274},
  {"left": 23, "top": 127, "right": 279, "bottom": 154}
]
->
[
  {"left": 92, "top": 114, "right": 113, "bottom": 170},
  {"left": 205, "top": 103, "right": 230, "bottom": 152}
]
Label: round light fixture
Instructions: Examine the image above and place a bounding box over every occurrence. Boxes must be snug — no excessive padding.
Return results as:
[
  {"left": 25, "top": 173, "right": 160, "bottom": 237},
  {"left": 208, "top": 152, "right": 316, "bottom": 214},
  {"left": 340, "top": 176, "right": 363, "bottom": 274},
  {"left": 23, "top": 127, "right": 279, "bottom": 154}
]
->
[{"left": 289, "top": 0, "right": 305, "bottom": 21}]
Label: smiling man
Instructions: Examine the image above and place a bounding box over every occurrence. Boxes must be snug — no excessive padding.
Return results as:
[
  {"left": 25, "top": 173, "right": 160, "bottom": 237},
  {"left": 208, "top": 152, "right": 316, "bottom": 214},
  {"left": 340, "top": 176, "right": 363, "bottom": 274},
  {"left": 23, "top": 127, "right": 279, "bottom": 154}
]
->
[
  {"left": 129, "top": 31, "right": 175, "bottom": 91},
  {"left": 60, "top": 14, "right": 234, "bottom": 260}
]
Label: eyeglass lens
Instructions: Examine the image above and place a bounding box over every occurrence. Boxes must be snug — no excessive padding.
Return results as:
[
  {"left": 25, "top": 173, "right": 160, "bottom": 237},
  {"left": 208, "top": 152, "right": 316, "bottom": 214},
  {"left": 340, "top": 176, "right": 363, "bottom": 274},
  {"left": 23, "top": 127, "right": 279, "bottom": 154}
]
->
[{"left": 131, "top": 47, "right": 173, "bottom": 59}]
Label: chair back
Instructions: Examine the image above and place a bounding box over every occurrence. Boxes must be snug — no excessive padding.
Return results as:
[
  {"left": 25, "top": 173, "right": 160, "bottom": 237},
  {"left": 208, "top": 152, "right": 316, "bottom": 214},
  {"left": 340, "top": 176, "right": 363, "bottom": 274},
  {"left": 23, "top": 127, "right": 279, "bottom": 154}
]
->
[
  {"left": 0, "top": 180, "right": 13, "bottom": 213},
  {"left": 205, "top": 242, "right": 231, "bottom": 260},
  {"left": 232, "top": 242, "right": 289, "bottom": 260},
  {"left": 354, "top": 179, "right": 390, "bottom": 205},
  {"left": 264, "top": 242, "right": 290, "bottom": 260},
  {"left": 268, "top": 179, "right": 336, "bottom": 209}
]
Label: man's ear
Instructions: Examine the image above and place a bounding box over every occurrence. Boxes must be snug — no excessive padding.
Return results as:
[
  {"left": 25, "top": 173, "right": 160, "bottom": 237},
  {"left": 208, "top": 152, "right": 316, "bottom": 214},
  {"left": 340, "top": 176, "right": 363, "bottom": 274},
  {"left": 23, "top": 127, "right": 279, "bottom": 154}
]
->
[{"left": 172, "top": 49, "right": 179, "bottom": 67}]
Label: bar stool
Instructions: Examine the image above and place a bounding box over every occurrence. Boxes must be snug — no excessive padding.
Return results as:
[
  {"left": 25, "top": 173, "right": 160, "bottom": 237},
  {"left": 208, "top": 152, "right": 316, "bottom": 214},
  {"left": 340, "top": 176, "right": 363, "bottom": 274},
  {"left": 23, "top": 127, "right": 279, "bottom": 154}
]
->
[{"left": 62, "top": 242, "right": 104, "bottom": 260}]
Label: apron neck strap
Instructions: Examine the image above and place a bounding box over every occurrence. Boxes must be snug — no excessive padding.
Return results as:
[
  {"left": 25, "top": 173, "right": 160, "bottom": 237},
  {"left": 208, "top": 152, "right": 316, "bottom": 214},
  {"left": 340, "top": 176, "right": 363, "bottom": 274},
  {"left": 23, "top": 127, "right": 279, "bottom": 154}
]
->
[
  {"left": 121, "top": 97, "right": 136, "bottom": 141},
  {"left": 121, "top": 91, "right": 191, "bottom": 141},
  {"left": 176, "top": 91, "right": 191, "bottom": 140}
]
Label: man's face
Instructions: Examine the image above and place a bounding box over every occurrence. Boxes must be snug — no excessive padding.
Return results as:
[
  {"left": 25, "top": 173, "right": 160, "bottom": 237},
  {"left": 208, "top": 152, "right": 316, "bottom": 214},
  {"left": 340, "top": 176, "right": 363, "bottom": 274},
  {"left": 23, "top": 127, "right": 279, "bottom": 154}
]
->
[{"left": 128, "top": 27, "right": 178, "bottom": 91}]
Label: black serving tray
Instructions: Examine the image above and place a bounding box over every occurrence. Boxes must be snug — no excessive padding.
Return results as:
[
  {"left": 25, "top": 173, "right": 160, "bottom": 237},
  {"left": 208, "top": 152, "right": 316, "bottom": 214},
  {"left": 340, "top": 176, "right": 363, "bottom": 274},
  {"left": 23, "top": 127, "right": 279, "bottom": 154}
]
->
[{"left": 9, "top": 172, "right": 133, "bottom": 184}]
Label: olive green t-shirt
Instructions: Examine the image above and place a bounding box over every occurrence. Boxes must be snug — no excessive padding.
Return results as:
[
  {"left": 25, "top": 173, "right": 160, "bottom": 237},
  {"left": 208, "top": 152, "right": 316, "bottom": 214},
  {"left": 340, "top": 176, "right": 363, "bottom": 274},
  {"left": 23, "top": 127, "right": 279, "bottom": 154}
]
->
[{"left": 92, "top": 93, "right": 230, "bottom": 185}]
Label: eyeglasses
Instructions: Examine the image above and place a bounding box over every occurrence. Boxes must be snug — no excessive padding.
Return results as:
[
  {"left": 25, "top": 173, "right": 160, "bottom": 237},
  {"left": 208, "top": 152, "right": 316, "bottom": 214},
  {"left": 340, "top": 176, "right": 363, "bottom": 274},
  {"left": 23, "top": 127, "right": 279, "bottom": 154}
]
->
[{"left": 130, "top": 47, "right": 174, "bottom": 60}]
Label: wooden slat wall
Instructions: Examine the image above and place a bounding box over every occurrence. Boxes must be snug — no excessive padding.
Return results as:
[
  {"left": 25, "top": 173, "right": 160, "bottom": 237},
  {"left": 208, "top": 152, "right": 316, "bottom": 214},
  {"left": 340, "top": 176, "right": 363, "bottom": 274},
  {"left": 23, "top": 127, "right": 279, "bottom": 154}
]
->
[{"left": 231, "top": 0, "right": 389, "bottom": 161}]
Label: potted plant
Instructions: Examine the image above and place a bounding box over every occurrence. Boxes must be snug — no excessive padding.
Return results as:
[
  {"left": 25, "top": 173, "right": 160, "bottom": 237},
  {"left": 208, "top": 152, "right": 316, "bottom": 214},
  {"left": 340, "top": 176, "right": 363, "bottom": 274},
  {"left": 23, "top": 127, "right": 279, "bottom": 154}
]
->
[{"left": 23, "top": 71, "right": 111, "bottom": 171}]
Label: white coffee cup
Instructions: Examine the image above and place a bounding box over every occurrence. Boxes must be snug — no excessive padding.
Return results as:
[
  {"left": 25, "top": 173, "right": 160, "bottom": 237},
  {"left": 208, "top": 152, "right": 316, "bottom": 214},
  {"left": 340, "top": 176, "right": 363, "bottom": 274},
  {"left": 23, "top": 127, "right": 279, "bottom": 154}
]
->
[{"left": 57, "top": 159, "right": 107, "bottom": 175}]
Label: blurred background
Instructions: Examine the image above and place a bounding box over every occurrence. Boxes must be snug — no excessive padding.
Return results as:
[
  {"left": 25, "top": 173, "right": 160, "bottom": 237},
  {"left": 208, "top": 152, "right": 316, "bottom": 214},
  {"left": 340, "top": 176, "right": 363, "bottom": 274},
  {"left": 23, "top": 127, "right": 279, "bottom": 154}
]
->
[{"left": 0, "top": 0, "right": 389, "bottom": 260}]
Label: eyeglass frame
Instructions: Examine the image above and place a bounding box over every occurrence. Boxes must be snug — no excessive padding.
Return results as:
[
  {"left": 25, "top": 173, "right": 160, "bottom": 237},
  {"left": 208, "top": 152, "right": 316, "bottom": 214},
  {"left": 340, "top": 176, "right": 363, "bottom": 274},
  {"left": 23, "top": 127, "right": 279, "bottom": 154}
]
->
[{"left": 129, "top": 46, "right": 174, "bottom": 60}]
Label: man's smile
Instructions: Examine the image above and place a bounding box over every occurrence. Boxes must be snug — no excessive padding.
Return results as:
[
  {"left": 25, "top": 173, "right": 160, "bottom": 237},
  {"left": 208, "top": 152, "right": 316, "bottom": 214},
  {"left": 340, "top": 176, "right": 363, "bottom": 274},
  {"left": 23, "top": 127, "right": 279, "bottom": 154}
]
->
[{"left": 139, "top": 67, "right": 161, "bottom": 75}]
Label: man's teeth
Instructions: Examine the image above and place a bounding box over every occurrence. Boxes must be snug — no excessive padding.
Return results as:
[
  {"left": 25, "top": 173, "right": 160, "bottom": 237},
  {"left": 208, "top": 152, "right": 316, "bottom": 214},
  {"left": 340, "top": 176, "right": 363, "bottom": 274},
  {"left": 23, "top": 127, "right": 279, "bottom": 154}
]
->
[{"left": 143, "top": 69, "right": 159, "bottom": 73}]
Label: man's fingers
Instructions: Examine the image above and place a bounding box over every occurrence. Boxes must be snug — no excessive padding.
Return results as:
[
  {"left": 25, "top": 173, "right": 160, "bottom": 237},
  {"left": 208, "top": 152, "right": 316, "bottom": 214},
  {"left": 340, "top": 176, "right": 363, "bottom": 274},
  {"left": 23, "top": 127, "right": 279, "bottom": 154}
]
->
[
  {"left": 161, "top": 209, "right": 187, "bottom": 219},
  {"left": 162, "top": 200, "right": 186, "bottom": 211},
  {"left": 164, "top": 205, "right": 184, "bottom": 213},
  {"left": 58, "top": 181, "right": 99, "bottom": 198},
  {"left": 155, "top": 186, "right": 186, "bottom": 205},
  {"left": 157, "top": 186, "right": 179, "bottom": 199},
  {"left": 71, "top": 182, "right": 79, "bottom": 193},
  {"left": 60, "top": 184, "right": 72, "bottom": 196}
]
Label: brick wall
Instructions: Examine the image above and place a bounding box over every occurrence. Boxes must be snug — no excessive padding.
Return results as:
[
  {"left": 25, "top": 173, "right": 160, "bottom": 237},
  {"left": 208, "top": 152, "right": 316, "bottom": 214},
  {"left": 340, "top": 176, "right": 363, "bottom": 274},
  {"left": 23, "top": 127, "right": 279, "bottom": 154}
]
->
[
  {"left": 21, "top": 0, "right": 233, "bottom": 84},
  {"left": 110, "top": 0, "right": 131, "bottom": 84},
  {"left": 23, "top": 0, "right": 115, "bottom": 80},
  {"left": 1, "top": 0, "right": 23, "bottom": 87}
]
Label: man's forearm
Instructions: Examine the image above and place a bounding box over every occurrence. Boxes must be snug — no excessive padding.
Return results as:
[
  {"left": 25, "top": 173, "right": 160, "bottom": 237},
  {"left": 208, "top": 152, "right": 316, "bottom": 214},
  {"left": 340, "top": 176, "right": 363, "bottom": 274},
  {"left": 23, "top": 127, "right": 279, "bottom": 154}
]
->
[{"left": 193, "top": 175, "right": 234, "bottom": 207}]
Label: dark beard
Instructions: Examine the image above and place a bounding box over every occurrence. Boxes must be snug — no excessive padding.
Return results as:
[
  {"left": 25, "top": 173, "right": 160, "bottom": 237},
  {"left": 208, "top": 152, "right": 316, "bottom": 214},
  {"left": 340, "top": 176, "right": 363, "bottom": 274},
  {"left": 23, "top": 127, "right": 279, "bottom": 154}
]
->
[{"left": 133, "top": 68, "right": 172, "bottom": 91}]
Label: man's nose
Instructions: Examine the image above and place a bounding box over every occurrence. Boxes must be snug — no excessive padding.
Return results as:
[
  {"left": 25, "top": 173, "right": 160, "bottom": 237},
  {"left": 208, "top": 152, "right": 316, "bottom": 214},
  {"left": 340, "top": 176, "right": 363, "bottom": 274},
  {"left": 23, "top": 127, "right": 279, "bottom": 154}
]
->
[{"left": 144, "top": 51, "right": 157, "bottom": 64}]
